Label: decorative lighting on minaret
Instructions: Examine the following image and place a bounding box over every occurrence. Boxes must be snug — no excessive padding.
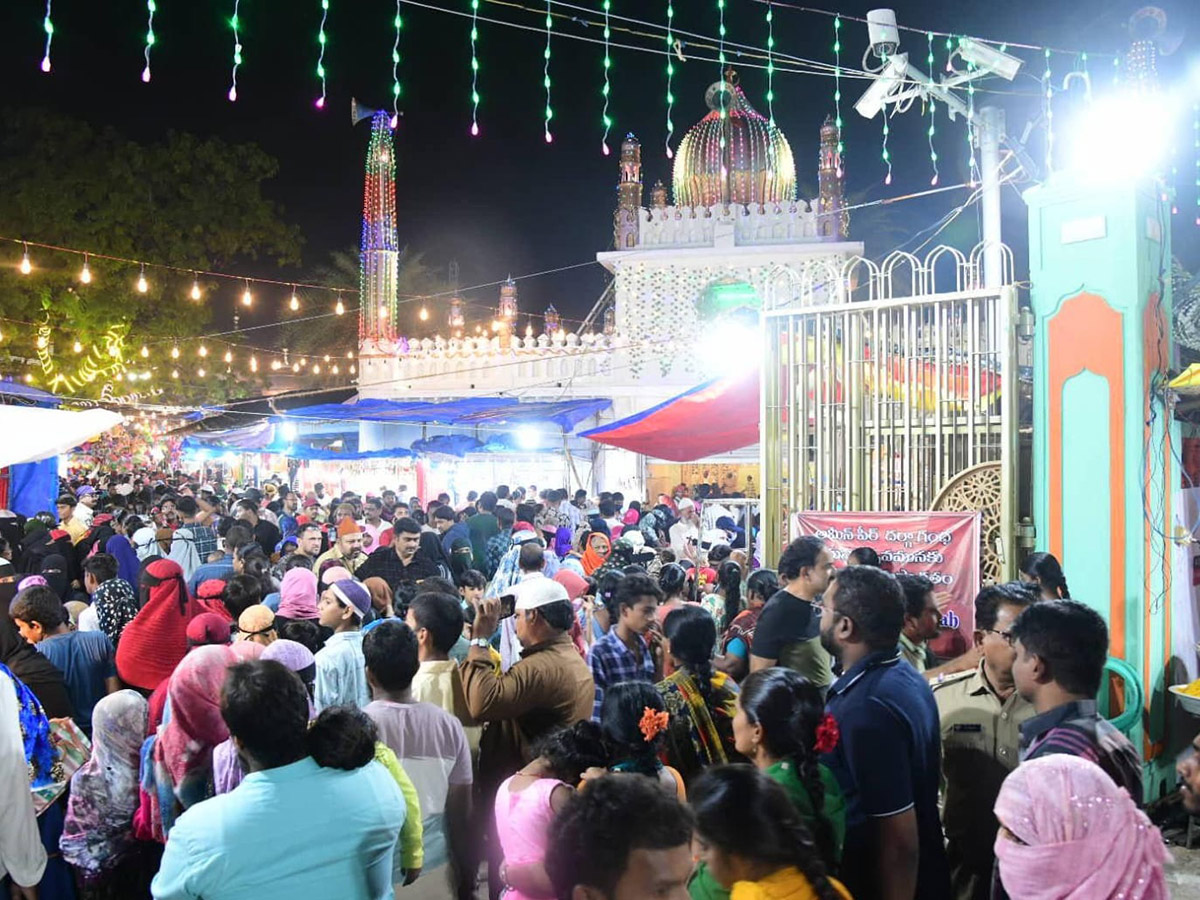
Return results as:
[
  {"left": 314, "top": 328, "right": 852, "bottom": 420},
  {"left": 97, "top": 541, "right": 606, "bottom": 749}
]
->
[
  {"left": 360, "top": 111, "right": 399, "bottom": 343},
  {"left": 650, "top": 179, "right": 668, "bottom": 209},
  {"left": 817, "top": 116, "right": 848, "bottom": 239},
  {"left": 544, "top": 304, "right": 561, "bottom": 333},
  {"left": 498, "top": 277, "right": 518, "bottom": 321},
  {"left": 614, "top": 133, "right": 643, "bottom": 248}
]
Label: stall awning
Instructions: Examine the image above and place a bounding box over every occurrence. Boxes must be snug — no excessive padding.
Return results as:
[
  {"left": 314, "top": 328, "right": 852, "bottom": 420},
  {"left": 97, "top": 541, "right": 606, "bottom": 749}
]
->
[
  {"left": 182, "top": 437, "right": 414, "bottom": 461},
  {"left": 280, "top": 397, "right": 611, "bottom": 431},
  {"left": 580, "top": 372, "right": 759, "bottom": 462},
  {"left": 0, "top": 406, "right": 124, "bottom": 468}
]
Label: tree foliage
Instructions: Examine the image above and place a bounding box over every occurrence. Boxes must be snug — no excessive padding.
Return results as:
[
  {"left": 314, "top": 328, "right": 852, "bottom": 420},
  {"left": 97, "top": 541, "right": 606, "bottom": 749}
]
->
[{"left": 0, "top": 108, "right": 303, "bottom": 401}]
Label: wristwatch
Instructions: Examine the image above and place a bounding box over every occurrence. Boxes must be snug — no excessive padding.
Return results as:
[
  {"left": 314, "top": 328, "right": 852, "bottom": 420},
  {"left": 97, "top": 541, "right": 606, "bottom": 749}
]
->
[{"left": 469, "top": 637, "right": 491, "bottom": 649}]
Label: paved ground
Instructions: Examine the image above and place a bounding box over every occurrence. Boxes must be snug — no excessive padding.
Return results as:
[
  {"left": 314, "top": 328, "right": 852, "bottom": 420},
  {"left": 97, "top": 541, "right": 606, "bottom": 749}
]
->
[{"left": 1171, "top": 845, "right": 1200, "bottom": 898}]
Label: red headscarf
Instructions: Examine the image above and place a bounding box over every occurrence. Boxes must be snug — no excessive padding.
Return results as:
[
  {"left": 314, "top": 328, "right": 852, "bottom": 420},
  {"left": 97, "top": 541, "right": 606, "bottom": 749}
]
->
[{"left": 115, "top": 558, "right": 207, "bottom": 692}]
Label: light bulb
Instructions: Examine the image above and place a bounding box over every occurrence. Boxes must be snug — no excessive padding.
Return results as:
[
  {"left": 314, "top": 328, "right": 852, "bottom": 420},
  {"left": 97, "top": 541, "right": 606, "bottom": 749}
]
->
[
  {"left": 140, "top": 345, "right": 149, "bottom": 358},
  {"left": 190, "top": 279, "right": 201, "bottom": 301},
  {"left": 379, "top": 304, "right": 389, "bottom": 319},
  {"left": 335, "top": 299, "right": 345, "bottom": 315},
  {"left": 419, "top": 306, "right": 429, "bottom": 321},
  {"left": 136, "top": 266, "right": 148, "bottom": 293},
  {"left": 332, "top": 364, "right": 339, "bottom": 374},
  {"left": 36, "top": 335, "right": 47, "bottom": 349},
  {"left": 299, "top": 358, "right": 307, "bottom": 367},
  {"left": 198, "top": 367, "right": 206, "bottom": 377},
  {"left": 199, "top": 345, "right": 208, "bottom": 357},
  {"left": 347, "top": 350, "right": 354, "bottom": 359},
  {"left": 171, "top": 346, "right": 180, "bottom": 359},
  {"left": 241, "top": 283, "right": 253, "bottom": 306},
  {"left": 313, "top": 364, "right": 321, "bottom": 374},
  {"left": 72, "top": 340, "right": 82, "bottom": 353},
  {"left": 250, "top": 356, "right": 258, "bottom": 372},
  {"left": 224, "top": 350, "right": 232, "bottom": 363},
  {"left": 323, "top": 354, "right": 330, "bottom": 362},
  {"left": 289, "top": 293, "right": 299, "bottom": 311},
  {"left": 19, "top": 247, "right": 31, "bottom": 275},
  {"left": 292, "top": 363, "right": 300, "bottom": 373},
  {"left": 271, "top": 360, "right": 281, "bottom": 371},
  {"left": 349, "top": 364, "right": 356, "bottom": 374},
  {"left": 80, "top": 257, "right": 92, "bottom": 284},
  {"left": 171, "top": 369, "right": 179, "bottom": 379},
  {"left": 24, "top": 373, "right": 34, "bottom": 383}
]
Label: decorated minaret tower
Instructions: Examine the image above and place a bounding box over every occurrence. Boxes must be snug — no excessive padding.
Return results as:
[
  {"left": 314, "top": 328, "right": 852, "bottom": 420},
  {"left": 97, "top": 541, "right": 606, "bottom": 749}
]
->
[
  {"left": 447, "top": 260, "right": 465, "bottom": 331},
  {"left": 817, "top": 116, "right": 848, "bottom": 239},
  {"left": 360, "top": 111, "right": 399, "bottom": 342},
  {"left": 613, "top": 133, "right": 643, "bottom": 248},
  {"left": 497, "top": 277, "right": 518, "bottom": 337}
]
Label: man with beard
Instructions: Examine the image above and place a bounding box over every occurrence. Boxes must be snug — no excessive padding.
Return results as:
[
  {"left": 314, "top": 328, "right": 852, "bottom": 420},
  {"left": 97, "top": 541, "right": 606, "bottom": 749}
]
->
[{"left": 818, "top": 564, "right": 950, "bottom": 900}]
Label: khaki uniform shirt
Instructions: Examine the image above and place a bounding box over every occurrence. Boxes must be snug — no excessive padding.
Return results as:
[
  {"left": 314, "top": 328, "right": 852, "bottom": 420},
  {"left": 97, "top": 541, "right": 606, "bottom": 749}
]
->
[
  {"left": 898, "top": 632, "right": 928, "bottom": 673},
  {"left": 932, "top": 661, "right": 1034, "bottom": 900}
]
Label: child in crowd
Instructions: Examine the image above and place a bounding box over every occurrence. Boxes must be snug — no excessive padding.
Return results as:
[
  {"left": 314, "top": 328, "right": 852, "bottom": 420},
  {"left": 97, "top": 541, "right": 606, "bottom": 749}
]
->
[{"left": 314, "top": 579, "right": 372, "bottom": 710}]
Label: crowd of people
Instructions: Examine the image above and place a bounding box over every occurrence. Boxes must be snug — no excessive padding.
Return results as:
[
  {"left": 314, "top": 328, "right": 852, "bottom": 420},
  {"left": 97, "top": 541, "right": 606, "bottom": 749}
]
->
[{"left": 0, "top": 472, "right": 1185, "bottom": 900}]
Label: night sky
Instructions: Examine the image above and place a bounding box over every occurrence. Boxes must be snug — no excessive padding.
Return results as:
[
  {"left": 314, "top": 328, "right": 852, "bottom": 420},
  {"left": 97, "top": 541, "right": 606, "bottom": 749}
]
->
[{"left": 2, "top": 0, "right": 1197, "bottom": 337}]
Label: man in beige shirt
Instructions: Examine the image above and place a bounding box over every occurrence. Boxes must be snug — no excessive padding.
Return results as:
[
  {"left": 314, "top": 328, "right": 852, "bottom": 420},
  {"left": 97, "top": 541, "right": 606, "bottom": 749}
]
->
[
  {"left": 406, "top": 592, "right": 482, "bottom": 754},
  {"left": 314, "top": 517, "right": 366, "bottom": 574},
  {"left": 932, "top": 583, "right": 1038, "bottom": 900},
  {"left": 897, "top": 573, "right": 942, "bottom": 673}
]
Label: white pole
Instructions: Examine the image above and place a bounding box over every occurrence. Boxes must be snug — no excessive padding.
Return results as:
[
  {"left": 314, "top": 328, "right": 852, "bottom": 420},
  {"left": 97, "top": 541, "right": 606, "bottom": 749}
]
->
[{"left": 979, "top": 105, "right": 1005, "bottom": 289}]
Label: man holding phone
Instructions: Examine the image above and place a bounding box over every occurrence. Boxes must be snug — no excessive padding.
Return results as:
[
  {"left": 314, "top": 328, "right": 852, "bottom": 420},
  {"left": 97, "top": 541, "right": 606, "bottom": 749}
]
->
[{"left": 668, "top": 499, "right": 701, "bottom": 563}]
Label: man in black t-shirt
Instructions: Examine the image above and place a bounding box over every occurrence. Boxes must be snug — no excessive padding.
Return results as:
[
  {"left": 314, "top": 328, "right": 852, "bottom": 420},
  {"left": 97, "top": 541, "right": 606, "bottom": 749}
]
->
[
  {"left": 235, "top": 499, "right": 282, "bottom": 556},
  {"left": 750, "top": 535, "right": 836, "bottom": 691}
]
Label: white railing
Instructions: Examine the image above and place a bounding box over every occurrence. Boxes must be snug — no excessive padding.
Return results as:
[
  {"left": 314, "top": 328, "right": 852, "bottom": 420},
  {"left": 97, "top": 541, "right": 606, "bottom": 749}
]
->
[{"left": 632, "top": 201, "right": 835, "bottom": 249}]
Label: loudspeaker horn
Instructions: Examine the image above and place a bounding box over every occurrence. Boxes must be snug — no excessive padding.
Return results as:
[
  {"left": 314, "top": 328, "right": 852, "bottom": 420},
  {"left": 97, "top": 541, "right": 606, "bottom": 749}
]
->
[{"left": 351, "top": 98, "right": 380, "bottom": 126}]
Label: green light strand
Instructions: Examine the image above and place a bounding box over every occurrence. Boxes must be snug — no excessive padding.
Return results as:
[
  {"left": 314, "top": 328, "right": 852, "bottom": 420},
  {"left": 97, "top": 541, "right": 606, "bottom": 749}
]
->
[
  {"left": 40, "top": 0, "right": 53, "bottom": 72},
  {"left": 717, "top": 0, "right": 727, "bottom": 148},
  {"left": 926, "top": 32, "right": 938, "bottom": 186},
  {"left": 765, "top": 2, "right": 775, "bottom": 126},
  {"left": 963, "top": 39, "right": 978, "bottom": 185},
  {"left": 391, "top": 1, "right": 402, "bottom": 128},
  {"left": 469, "top": 0, "right": 481, "bottom": 135},
  {"left": 543, "top": 0, "right": 553, "bottom": 143},
  {"left": 228, "top": 0, "right": 242, "bottom": 101},
  {"left": 601, "top": 0, "right": 612, "bottom": 155},
  {"left": 142, "top": 0, "right": 157, "bottom": 82},
  {"left": 315, "top": 0, "right": 330, "bottom": 108},
  {"left": 665, "top": 0, "right": 675, "bottom": 158},
  {"left": 833, "top": 16, "right": 843, "bottom": 169}
]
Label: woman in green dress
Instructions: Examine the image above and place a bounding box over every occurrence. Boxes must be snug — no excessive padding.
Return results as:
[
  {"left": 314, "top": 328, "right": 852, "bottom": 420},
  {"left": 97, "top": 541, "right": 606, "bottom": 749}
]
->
[{"left": 689, "top": 667, "right": 846, "bottom": 900}]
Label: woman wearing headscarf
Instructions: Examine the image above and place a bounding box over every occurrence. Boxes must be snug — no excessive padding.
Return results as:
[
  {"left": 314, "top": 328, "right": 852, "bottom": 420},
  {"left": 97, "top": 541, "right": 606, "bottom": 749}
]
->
[
  {"left": 994, "top": 754, "right": 1170, "bottom": 900},
  {"left": 39, "top": 554, "right": 73, "bottom": 602},
  {"left": 139, "top": 644, "right": 236, "bottom": 842},
  {"left": 60, "top": 690, "right": 153, "bottom": 897},
  {"left": 211, "top": 639, "right": 317, "bottom": 795},
  {"left": 419, "top": 530, "right": 453, "bottom": 581},
  {"left": 0, "top": 615, "right": 73, "bottom": 719},
  {"left": 104, "top": 530, "right": 141, "bottom": 594},
  {"left": 580, "top": 531, "right": 611, "bottom": 576},
  {"left": 114, "top": 558, "right": 207, "bottom": 694},
  {"left": 362, "top": 576, "right": 394, "bottom": 624},
  {"left": 0, "top": 663, "right": 47, "bottom": 897},
  {"left": 130, "top": 525, "right": 159, "bottom": 562},
  {"left": 276, "top": 567, "right": 321, "bottom": 625}
]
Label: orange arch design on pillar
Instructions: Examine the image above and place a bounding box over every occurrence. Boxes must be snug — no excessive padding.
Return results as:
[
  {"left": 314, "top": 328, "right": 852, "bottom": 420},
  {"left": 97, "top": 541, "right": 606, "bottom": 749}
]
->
[{"left": 1046, "top": 292, "right": 1125, "bottom": 657}]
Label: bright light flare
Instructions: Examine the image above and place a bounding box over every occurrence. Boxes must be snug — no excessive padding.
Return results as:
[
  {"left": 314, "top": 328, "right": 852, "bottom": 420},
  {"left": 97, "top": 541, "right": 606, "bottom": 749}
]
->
[
  {"left": 696, "top": 319, "right": 761, "bottom": 375},
  {"left": 1066, "top": 91, "right": 1178, "bottom": 183}
]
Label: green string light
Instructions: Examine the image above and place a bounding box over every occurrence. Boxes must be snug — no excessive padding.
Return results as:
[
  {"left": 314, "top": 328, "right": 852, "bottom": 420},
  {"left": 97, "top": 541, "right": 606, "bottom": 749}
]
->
[
  {"left": 717, "top": 0, "right": 727, "bottom": 149},
  {"left": 228, "top": 0, "right": 242, "bottom": 101},
  {"left": 833, "top": 17, "right": 842, "bottom": 172},
  {"left": 543, "top": 0, "right": 553, "bottom": 143},
  {"left": 315, "top": 0, "right": 330, "bottom": 109},
  {"left": 962, "top": 39, "right": 978, "bottom": 185},
  {"left": 1043, "top": 48, "right": 1054, "bottom": 174},
  {"left": 142, "top": 0, "right": 157, "bottom": 83},
  {"left": 665, "top": 0, "right": 675, "bottom": 158},
  {"left": 469, "top": 0, "right": 481, "bottom": 135},
  {"left": 926, "top": 32, "right": 938, "bottom": 186},
  {"left": 390, "top": 1, "right": 402, "bottom": 128},
  {"left": 601, "top": 0, "right": 613, "bottom": 155},
  {"left": 765, "top": 2, "right": 775, "bottom": 126},
  {"left": 40, "top": 0, "right": 53, "bottom": 73}
]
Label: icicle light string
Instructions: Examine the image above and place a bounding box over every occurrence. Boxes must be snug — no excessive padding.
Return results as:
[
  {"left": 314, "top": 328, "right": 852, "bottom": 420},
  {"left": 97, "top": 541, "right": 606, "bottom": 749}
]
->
[
  {"left": 664, "top": 0, "right": 675, "bottom": 158},
  {"left": 543, "top": 0, "right": 554, "bottom": 142},
  {"left": 142, "top": 0, "right": 157, "bottom": 83},
  {"left": 40, "top": 0, "right": 54, "bottom": 73},
  {"left": 315, "top": 0, "right": 330, "bottom": 108},
  {"left": 765, "top": 1, "right": 775, "bottom": 126},
  {"left": 469, "top": 0, "right": 482, "bottom": 135},
  {"left": 600, "top": 0, "right": 613, "bottom": 155},
  {"left": 228, "top": 0, "right": 242, "bottom": 101},
  {"left": 391, "top": 1, "right": 403, "bottom": 128},
  {"left": 832, "top": 16, "right": 843, "bottom": 175}
]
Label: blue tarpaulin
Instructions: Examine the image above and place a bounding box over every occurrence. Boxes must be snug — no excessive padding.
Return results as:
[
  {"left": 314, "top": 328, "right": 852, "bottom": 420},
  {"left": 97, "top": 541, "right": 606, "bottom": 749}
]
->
[
  {"left": 182, "top": 437, "right": 414, "bottom": 461},
  {"left": 278, "top": 397, "right": 611, "bottom": 431}
]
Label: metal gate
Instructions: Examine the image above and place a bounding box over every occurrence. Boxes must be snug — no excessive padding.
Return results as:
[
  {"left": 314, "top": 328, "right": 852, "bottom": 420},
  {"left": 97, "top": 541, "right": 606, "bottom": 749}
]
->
[{"left": 760, "top": 243, "right": 1019, "bottom": 581}]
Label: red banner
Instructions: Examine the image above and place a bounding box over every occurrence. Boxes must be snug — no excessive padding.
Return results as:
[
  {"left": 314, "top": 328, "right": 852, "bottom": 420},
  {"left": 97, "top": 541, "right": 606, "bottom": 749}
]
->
[{"left": 790, "top": 511, "right": 982, "bottom": 659}]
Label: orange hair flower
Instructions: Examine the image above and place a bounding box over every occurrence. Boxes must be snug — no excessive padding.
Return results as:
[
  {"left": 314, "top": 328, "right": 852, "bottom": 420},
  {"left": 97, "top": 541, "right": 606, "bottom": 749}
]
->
[{"left": 638, "top": 707, "right": 670, "bottom": 742}]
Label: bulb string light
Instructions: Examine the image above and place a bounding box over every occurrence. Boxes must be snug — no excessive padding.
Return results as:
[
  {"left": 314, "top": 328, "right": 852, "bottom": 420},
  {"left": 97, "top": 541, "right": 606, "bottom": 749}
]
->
[
  {"left": 717, "top": 0, "right": 727, "bottom": 148},
  {"left": 881, "top": 111, "right": 892, "bottom": 186},
  {"left": 228, "top": 0, "right": 242, "bottom": 101},
  {"left": 20, "top": 243, "right": 32, "bottom": 275},
  {"left": 926, "top": 33, "right": 938, "bottom": 186},
  {"left": 1042, "top": 48, "right": 1053, "bottom": 175},
  {"left": 664, "top": 0, "right": 675, "bottom": 158},
  {"left": 315, "top": 0, "right": 330, "bottom": 108},
  {"left": 142, "top": 0, "right": 157, "bottom": 82},
  {"left": 964, "top": 45, "right": 978, "bottom": 186},
  {"left": 543, "top": 0, "right": 553, "bottom": 143},
  {"left": 391, "top": 1, "right": 403, "bottom": 128},
  {"left": 469, "top": 0, "right": 481, "bottom": 135},
  {"left": 600, "top": 0, "right": 613, "bottom": 155},
  {"left": 764, "top": 2, "right": 775, "bottom": 126},
  {"left": 80, "top": 253, "right": 92, "bottom": 285},
  {"left": 40, "top": 0, "right": 54, "bottom": 73},
  {"left": 832, "top": 16, "right": 842, "bottom": 175}
]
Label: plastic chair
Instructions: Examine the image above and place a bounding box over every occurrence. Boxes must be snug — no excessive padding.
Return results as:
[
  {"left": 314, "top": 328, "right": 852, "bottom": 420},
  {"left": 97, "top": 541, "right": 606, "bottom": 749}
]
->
[{"left": 1097, "top": 656, "right": 1143, "bottom": 738}]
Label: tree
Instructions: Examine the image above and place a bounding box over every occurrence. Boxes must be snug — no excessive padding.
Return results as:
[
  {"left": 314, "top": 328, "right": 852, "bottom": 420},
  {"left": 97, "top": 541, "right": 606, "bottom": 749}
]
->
[{"left": 0, "top": 108, "right": 303, "bottom": 402}]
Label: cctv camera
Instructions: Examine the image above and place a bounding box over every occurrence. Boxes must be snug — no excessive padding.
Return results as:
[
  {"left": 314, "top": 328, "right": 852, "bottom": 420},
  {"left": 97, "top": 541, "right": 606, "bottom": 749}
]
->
[
  {"left": 957, "top": 37, "right": 1023, "bottom": 81},
  {"left": 866, "top": 9, "right": 901, "bottom": 59},
  {"left": 854, "top": 52, "right": 909, "bottom": 119}
]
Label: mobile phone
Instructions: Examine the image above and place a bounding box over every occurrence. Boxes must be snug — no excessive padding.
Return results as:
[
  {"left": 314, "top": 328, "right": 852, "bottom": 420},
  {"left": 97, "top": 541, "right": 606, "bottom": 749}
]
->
[{"left": 499, "top": 593, "right": 517, "bottom": 619}]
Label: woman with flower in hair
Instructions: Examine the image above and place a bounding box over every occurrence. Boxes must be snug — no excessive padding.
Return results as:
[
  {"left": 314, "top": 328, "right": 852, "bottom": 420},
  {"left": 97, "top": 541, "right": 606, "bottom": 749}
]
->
[
  {"left": 598, "top": 680, "right": 685, "bottom": 798},
  {"left": 690, "top": 667, "right": 846, "bottom": 900}
]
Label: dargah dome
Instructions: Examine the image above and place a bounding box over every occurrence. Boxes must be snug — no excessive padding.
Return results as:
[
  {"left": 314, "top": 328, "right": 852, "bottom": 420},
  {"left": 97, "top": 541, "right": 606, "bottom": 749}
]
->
[{"left": 672, "top": 72, "right": 797, "bottom": 208}]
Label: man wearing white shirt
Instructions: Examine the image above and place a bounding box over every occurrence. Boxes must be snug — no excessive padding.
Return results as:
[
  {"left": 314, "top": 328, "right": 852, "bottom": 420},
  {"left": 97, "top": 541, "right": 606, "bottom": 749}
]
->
[{"left": 668, "top": 498, "right": 701, "bottom": 563}]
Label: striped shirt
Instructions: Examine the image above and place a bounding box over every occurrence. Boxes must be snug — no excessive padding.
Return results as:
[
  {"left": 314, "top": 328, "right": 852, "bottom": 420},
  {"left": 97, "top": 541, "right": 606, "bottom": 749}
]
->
[{"left": 1019, "top": 699, "right": 1142, "bottom": 805}]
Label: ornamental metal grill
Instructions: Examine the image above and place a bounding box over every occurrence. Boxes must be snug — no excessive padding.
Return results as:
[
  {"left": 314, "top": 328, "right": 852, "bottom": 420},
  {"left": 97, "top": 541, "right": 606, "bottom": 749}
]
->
[{"left": 760, "top": 242, "right": 1020, "bottom": 583}]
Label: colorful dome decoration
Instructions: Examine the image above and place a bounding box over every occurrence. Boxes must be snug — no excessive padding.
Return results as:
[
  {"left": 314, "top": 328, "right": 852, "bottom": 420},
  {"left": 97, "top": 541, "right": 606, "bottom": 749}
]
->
[{"left": 672, "top": 76, "right": 796, "bottom": 208}]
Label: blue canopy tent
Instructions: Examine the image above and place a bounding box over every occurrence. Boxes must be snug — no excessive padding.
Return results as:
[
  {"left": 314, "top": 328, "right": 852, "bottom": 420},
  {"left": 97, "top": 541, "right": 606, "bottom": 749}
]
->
[
  {"left": 0, "top": 379, "right": 64, "bottom": 516},
  {"left": 277, "top": 397, "right": 611, "bottom": 431}
]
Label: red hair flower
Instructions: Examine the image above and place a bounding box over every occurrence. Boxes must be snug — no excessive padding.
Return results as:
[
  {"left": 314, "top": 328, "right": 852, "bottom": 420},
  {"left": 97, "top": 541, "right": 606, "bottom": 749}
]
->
[
  {"left": 814, "top": 713, "right": 840, "bottom": 754},
  {"left": 638, "top": 707, "right": 670, "bottom": 742}
]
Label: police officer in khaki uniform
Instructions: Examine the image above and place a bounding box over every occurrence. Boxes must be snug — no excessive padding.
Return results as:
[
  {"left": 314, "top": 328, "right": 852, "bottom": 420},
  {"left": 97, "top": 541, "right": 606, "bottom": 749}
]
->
[{"left": 932, "top": 583, "right": 1038, "bottom": 900}]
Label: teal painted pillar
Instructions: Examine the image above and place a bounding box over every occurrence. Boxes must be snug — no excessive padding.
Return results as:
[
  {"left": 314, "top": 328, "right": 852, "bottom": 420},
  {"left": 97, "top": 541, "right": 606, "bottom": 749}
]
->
[{"left": 1025, "top": 173, "right": 1176, "bottom": 797}]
